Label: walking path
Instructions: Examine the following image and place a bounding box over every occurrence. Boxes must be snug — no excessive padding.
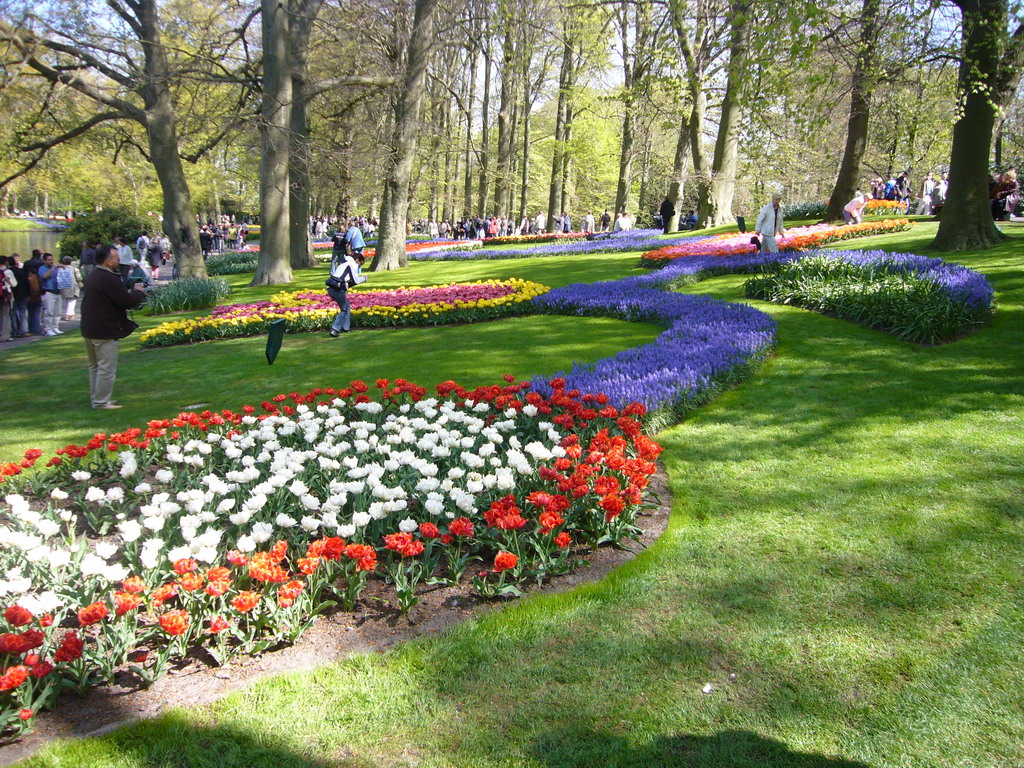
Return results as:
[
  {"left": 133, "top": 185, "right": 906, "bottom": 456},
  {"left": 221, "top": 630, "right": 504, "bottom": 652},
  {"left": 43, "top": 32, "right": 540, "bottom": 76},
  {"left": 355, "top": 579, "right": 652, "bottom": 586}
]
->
[{"left": 1, "top": 273, "right": 170, "bottom": 355}]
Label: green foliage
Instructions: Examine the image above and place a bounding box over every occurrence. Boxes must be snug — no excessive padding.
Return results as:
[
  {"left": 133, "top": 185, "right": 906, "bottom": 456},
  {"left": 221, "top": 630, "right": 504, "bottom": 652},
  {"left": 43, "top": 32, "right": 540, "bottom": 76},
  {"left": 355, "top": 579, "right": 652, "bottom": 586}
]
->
[
  {"left": 743, "top": 255, "right": 988, "bottom": 343},
  {"left": 57, "top": 209, "right": 150, "bottom": 261},
  {"left": 144, "top": 277, "right": 232, "bottom": 314},
  {"left": 781, "top": 200, "right": 827, "bottom": 219},
  {"left": 206, "top": 250, "right": 258, "bottom": 275}
]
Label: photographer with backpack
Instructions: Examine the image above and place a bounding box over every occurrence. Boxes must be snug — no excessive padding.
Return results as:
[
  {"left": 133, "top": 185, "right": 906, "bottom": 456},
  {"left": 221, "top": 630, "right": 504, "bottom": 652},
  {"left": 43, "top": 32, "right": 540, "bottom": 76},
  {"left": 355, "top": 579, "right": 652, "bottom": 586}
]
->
[{"left": 325, "top": 249, "right": 367, "bottom": 338}]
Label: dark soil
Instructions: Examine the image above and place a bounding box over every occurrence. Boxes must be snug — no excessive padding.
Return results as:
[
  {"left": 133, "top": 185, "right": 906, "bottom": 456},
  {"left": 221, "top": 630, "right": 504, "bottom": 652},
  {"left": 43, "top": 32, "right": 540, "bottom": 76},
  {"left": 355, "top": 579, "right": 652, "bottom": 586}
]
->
[{"left": 0, "top": 466, "right": 672, "bottom": 766}]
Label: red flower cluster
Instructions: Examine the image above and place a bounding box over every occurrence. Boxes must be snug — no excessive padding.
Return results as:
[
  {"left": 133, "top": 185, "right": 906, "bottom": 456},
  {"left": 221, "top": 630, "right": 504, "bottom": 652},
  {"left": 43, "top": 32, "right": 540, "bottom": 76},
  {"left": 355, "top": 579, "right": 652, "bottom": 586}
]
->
[
  {"left": 383, "top": 532, "right": 424, "bottom": 558},
  {"left": 53, "top": 632, "right": 83, "bottom": 663},
  {"left": 77, "top": 602, "right": 109, "bottom": 627},
  {"left": 159, "top": 609, "right": 190, "bottom": 637},
  {"left": 484, "top": 496, "right": 527, "bottom": 530},
  {"left": 493, "top": 552, "right": 518, "bottom": 573},
  {"left": 448, "top": 517, "right": 475, "bottom": 538},
  {"left": 344, "top": 544, "right": 378, "bottom": 571}
]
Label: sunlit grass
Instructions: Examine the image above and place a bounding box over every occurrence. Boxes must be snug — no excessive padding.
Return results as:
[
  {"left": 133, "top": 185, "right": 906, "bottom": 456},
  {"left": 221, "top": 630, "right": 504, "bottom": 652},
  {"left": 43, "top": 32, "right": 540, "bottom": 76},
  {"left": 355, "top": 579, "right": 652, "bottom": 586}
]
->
[{"left": 12, "top": 222, "right": 1024, "bottom": 768}]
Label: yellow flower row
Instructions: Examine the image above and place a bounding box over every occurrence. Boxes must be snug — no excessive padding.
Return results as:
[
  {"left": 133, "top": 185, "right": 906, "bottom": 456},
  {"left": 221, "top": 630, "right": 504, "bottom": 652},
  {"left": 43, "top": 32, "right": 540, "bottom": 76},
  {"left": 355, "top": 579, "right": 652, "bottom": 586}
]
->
[{"left": 139, "top": 279, "right": 549, "bottom": 346}]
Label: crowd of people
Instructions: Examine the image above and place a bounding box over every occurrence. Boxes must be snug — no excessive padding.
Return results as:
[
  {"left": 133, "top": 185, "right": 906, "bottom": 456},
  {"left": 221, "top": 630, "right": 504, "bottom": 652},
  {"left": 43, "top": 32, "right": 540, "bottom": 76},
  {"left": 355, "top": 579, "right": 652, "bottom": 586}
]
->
[
  {"left": 0, "top": 235, "right": 161, "bottom": 342},
  {"left": 199, "top": 216, "right": 249, "bottom": 258}
]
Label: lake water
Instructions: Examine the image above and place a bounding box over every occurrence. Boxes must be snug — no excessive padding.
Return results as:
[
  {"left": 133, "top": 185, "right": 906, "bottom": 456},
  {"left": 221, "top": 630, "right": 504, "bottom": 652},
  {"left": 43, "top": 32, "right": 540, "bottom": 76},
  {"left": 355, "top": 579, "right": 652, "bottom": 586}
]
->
[{"left": 0, "top": 230, "right": 63, "bottom": 258}]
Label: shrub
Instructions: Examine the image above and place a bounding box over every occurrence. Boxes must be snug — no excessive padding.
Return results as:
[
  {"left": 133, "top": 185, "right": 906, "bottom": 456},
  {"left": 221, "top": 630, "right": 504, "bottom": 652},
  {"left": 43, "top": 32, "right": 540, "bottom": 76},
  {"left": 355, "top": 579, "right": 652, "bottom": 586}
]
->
[
  {"left": 780, "top": 201, "right": 827, "bottom": 220},
  {"left": 206, "top": 250, "right": 259, "bottom": 275},
  {"left": 743, "top": 254, "right": 991, "bottom": 343},
  {"left": 144, "top": 277, "right": 232, "bottom": 314},
  {"left": 58, "top": 209, "right": 151, "bottom": 261}
]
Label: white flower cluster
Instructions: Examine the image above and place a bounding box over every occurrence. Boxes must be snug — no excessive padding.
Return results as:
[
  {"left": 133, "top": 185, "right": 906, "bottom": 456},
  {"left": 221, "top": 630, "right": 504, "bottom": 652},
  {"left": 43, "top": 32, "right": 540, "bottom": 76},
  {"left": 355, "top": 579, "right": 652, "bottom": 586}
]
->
[{"left": 0, "top": 396, "right": 567, "bottom": 613}]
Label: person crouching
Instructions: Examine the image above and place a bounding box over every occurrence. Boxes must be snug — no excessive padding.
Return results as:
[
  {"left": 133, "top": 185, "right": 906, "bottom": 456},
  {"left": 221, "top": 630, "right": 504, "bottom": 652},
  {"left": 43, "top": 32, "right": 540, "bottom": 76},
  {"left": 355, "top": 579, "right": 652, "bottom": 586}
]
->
[{"left": 326, "top": 251, "right": 367, "bottom": 337}]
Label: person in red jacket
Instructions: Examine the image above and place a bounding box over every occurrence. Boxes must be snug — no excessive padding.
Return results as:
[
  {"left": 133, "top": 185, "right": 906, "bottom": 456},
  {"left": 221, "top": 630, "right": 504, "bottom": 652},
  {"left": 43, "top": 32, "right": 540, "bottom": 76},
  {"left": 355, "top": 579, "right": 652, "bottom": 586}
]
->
[{"left": 80, "top": 245, "right": 148, "bottom": 410}]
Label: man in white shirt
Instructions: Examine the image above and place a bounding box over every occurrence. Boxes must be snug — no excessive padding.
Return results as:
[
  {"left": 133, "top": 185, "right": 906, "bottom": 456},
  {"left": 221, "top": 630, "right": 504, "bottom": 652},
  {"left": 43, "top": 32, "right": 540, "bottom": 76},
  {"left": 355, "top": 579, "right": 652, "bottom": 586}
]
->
[
  {"left": 114, "top": 237, "right": 134, "bottom": 283},
  {"left": 613, "top": 211, "right": 632, "bottom": 232},
  {"left": 755, "top": 193, "right": 785, "bottom": 252},
  {"left": 915, "top": 173, "right": 935, "bottom": 215},
  {"left": 534, "top": 211, "right": 546, "bottom": 234},
  {"left": 843, "top": 191, "right": 872, "bottom": 225},
  {"left": 135, "top": 232, "right": 150, "bottom": 266}
]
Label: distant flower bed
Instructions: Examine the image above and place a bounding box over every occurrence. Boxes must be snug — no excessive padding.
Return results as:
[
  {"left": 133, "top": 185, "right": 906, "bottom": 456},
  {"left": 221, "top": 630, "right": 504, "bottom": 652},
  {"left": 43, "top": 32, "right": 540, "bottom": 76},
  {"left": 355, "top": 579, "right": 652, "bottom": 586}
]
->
[
  {"left": 486, "top": 232, "right": 590, "bottom": 247},
  {"left": 743, "top": 250, "right": 994, "bottom": 343},
  {"left": 0, "top": 379, "right": 659, "bottom": 734},
  {"left": 864, "top": 199, "right": 909, "bottom": 215},
  {"left": 314, "top": 240, "right": 483, "bottom": 261},
  {"left": 641, "top": 219, "right": 913, "bottom": 265},
  {"left": 138, "top": 279, "right": 549, "bottom": 347},
  {"left": 410, "top": 230, "right": 712, "bottom": 262}
]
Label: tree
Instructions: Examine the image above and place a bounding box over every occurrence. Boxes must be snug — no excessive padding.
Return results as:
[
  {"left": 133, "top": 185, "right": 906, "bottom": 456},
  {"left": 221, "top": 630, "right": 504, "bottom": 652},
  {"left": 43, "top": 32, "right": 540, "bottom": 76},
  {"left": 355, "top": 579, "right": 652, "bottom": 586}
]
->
[
  {"left": 932, "top": 0, "right": 1024, "bottom": 250},
  {"left": 705, "top": 0, "right": 751, "bottom": 226},
  {"left": 371, "top": 0, "right": 440, "bottom": 271},
  {"left": 824, "top": 0, "right": 882, "bottom": 222},
  {"left": 0, "top": 0, "right": 252, "bottom": 278}
]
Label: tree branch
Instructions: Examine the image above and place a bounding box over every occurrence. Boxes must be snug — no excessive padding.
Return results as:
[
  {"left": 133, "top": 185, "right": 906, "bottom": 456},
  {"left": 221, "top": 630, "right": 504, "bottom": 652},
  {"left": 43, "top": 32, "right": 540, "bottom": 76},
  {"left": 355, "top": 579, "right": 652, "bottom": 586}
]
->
[
  {"left": 306, "top": 74, "right": 398, "bottom": 99},
  {"left": 0, "top": 111, "right": 122, "bottom": 188}
]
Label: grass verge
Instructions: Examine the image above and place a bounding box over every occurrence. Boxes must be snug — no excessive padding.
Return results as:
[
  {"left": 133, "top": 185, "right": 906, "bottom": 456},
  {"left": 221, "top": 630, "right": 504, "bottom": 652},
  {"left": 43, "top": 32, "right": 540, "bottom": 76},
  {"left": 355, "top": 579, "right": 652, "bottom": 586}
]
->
[{"left": 10, "top": 221, "right": 1024, "bottom": 768}]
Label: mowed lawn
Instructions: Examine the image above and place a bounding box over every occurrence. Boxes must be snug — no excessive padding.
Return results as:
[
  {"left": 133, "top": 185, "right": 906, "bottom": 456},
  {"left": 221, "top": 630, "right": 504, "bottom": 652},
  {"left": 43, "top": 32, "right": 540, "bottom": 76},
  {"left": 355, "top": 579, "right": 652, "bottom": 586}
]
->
[
  {"left": 0, "top": 252, "right": 656, "bottom": 458},
  {"left": 10, "top": 222, "right": 1024, "bottom": 768}
]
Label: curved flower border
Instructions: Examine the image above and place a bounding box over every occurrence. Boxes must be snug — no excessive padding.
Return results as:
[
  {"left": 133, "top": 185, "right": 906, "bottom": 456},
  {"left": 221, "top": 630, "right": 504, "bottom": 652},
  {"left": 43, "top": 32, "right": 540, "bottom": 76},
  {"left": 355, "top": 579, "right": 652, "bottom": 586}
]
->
[{"left": 640, "top": 219, "right": 913, "bottom": 265}]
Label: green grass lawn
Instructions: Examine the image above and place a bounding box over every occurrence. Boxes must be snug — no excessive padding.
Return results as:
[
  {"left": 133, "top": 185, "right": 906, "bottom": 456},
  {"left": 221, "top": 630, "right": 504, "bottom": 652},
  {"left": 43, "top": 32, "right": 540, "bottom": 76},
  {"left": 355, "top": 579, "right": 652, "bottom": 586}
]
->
[{"left": 10, "top": 222, "right": 1024, "bottom": 768}]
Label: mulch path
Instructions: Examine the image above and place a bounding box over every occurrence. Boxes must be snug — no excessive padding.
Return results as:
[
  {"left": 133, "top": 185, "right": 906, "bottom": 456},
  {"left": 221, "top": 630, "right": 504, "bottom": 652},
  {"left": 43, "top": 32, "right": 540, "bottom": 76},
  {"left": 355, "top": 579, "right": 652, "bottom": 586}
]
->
[{"left": 0, "top": 465, "right": 673, "bottom": 766}]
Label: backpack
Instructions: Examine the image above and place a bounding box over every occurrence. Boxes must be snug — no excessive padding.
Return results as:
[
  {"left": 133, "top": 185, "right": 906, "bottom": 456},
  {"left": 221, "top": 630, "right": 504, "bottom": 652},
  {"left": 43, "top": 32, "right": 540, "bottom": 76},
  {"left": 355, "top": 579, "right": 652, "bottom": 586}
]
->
[
  {"left": 57, "top": 267, "right": 73, "bottom": 290},
  {"left": 0, "top": 269, "right": 11, "bottom": 302}
]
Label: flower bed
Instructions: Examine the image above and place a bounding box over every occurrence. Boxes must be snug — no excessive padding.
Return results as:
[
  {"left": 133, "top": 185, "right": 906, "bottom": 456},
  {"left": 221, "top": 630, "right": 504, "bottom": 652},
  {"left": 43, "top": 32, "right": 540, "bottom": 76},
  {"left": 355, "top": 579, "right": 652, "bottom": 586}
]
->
[
  {"left": 139, "top": 279, "right": 549, "bottom": 347},
  {"left": 864, "top": 199, "right": 909, "bottom": 215},
  {"left": 485, "top": 232, "right": 590, "bottom": 247},
  {"left": 0, "top": 380, "right": 659, "bottom": 733},
  {"left": 410, "top": 230, "right": 713, "bottom": 262},
  {"left": 530, "top": 273, "right": 778, "bottom": 425},
  {"left": 640, "top": 219, "right": 913, "bottom": 265},
  {"left": 743, "top": 250, "right": 994, "bottom": 343},
  {"left": 314, "top": 240, "right": 484, "bottom": 261}
]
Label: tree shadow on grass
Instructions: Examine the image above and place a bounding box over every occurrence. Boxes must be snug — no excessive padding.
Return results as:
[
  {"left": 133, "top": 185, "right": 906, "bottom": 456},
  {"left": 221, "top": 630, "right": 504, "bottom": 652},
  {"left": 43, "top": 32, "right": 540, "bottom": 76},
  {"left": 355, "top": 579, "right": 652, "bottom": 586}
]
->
[
  {"left": 15, "top": 712, "right": 351, "bottom": 768},
  {"left": 528, "top": 727, "right": 872, "bottom": 768}
]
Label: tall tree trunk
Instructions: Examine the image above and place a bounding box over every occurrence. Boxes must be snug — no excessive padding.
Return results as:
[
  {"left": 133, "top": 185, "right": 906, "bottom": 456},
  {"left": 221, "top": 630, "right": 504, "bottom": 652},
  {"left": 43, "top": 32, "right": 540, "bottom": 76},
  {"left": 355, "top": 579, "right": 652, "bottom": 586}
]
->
[
  {"left": 519, "top": 57, "right": 532, "bottom": 221},
  {"left": 932, "top": 0, "right": 1018, "bottom": 250},
  {"left": 463, "top": 38, "right": 478, "bottom": 217},
  {"left": 477, "top": 35, "right": 492, "bottom": 216},
  {"left": 560, "top": 113, "right": 573, "bottom": 215},
  {"left": 546, "top": 27, "right": 573, "bottom": 232},
  {"left": 825, "top": 0, "right": 881, "bottom": 222},
  {"left": 137, "top": 0, "right": 204, "bottom": 277},
  {"left": 252, "top": 0, "right": 293, "bottom": 285},
  {"left": 706, "top": 0, "right": 751, "bottom": 227},
  {"left": 371, "top": 0, "right": 438, "bottom": 271},
  {"left": 665, "top": 113, "right": 691, "bottom": 232},
  {"left": 493, "top": 25, "right": 515, "bottom": 218},
  {"left": 289, "top": 3, "right": 320, "bottom": 271},
  {"left": 637, "top": 124, "right": 654, "bottom": 217},
  {"left": 444, "top": 97, "right": 458, "bottom": 222},
  {"left": 689, "top": 86, "right": 710, "bottom": 224}
]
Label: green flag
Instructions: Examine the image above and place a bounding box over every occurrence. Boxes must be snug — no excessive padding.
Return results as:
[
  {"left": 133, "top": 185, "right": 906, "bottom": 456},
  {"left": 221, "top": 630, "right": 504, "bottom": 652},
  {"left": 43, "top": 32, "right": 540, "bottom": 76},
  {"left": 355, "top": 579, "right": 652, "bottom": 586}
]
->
[{"left": 266, "top": 319, "right": 286, "bottom": 365}]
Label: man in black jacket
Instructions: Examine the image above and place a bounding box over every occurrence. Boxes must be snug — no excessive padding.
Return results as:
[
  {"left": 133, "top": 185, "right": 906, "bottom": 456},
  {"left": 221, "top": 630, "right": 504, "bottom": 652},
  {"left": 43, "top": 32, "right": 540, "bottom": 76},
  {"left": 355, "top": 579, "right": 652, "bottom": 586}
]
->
[
  {"left": 80, "top": 245, "right": 148, "bottom": 410},
  {"left": 659, "top": 196, "right": 675, "bottom": 234}
]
